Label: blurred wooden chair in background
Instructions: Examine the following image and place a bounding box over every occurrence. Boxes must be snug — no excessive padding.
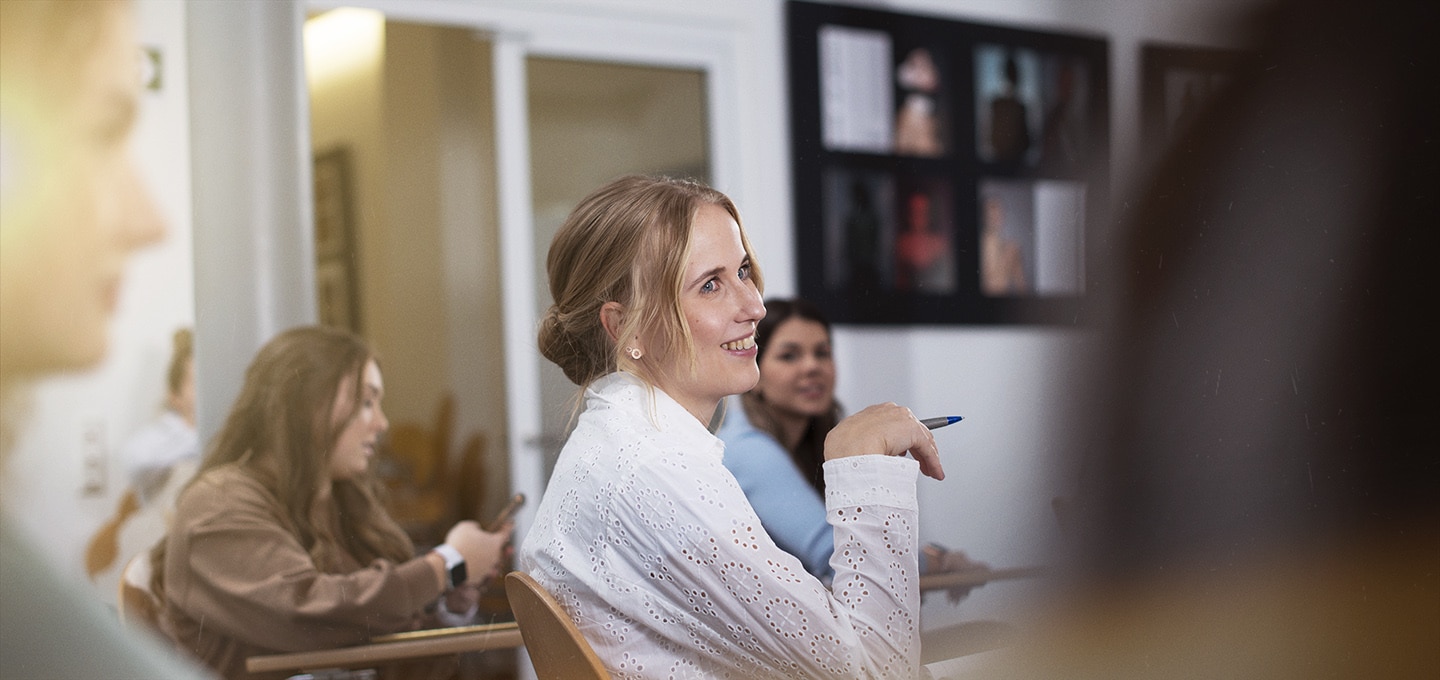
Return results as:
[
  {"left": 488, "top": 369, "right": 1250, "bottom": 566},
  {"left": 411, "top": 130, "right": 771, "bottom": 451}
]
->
[
  {"left": 505, "top": 571, "right": 610, "bottom": 680},
  {"left": 86, "top": 489, "right": 141, "bottom": 581},
  {"left": 381, "top": 392, "right": 489, "bottom": 547}
]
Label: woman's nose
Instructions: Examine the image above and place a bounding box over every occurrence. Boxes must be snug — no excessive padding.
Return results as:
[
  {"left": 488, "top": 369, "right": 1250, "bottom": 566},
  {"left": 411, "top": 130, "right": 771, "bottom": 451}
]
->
[
  {"left": 739, "top": 281, "right": 765, "bottom": 322},
  {"left": 117, "top": 162, "right": 165, "bottom": 250}
]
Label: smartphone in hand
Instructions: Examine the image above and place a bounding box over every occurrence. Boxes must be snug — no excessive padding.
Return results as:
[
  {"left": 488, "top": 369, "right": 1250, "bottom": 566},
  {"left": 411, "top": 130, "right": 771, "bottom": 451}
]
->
[{"left": 487, "top": 492, "right": 525, "bottom": 531}]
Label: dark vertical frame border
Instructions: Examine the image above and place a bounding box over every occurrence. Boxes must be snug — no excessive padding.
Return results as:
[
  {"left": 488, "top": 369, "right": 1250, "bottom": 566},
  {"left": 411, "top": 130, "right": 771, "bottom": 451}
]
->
[
  {"left": 787, "top": 1, "right": 1109, "bottom": 325},
  {"left": 313, "top": 146, "right": 364, "bottom": 334}
]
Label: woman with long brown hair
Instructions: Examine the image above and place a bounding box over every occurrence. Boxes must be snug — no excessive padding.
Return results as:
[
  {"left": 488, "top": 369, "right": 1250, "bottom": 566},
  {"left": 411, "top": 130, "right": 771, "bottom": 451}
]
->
[{"left": 156, "top": 326, "right": 510, "bottom": 679}]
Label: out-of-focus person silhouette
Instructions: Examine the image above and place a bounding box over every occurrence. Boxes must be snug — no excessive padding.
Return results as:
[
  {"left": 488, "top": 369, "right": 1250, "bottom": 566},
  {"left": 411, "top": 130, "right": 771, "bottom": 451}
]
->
[
  {"left": 0, "top": 1, "right": 212, "bottom": 676},
  {"left": 939, "top": 1, "right": 1439, "bottom": 677},
  {"left": 895, "top": 190, "right": 955, "bottom": 292},
  {"left": 85, "top": 328, "right": 199, "bottom": 603},
  {"left": 1170, "top": 78, "right": 1208, "bottom": 141},
  {"left": 987, "top": 54, "right": 1031, "bottom": 165},
  {"left": 979, "top": 195, "right": 1029, "bottom": 296},
  {"left": 1040, "top": 60, "right": 1081, "bottom": 172},
  {"left": 895, "top": 47, "right": 944, "bottom": 157},
  {"left": 153, "top": 326, "right": 513, "bottom": 680},
  {"left": 842, "top": 178, "right": 883, "bottom": 293},
  {"left": 122, "top": 327, "right": 199, "bottom": 503}
]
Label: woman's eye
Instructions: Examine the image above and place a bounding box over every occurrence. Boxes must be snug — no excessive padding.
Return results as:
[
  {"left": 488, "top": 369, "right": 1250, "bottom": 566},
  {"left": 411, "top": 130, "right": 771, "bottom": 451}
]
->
[
  {"left": 738, "top": 263, "right": 751, "bottom": 280},
  {"left": 701, "top": 279, "right": 717, "bottom": 294}
]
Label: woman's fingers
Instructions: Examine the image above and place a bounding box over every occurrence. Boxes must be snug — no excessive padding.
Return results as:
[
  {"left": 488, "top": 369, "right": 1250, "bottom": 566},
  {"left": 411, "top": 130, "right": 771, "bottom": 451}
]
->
[{"left": 826, "top": 403, "right": 947, "bottom": 479}]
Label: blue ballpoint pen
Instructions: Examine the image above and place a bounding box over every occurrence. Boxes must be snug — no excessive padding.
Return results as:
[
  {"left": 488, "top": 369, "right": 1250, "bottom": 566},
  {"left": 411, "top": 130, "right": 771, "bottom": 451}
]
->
[{"left": 921, "top": 416, "right": 964, "bottom": 430}]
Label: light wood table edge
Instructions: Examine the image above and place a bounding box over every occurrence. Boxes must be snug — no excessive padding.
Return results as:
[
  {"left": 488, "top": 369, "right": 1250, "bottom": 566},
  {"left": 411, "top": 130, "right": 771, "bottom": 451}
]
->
[
  {"left": 918, "top": 566, "right": 1047, "bottom": 592},
  {"left": 246, "top": 622, "right": 522, "bottom": 673}
]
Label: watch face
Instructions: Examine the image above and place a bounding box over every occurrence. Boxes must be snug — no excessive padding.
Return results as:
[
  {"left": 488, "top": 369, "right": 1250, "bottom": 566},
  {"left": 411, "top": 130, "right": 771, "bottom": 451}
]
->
[{"left": 451, "top": 562, "right": 468, "bottom": 588}]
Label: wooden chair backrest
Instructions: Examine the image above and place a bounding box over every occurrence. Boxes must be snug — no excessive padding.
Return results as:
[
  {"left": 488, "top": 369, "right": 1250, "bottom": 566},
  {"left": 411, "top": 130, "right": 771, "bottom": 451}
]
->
[
  {"left": 117, "top": 553, "right": 162, "bottom": 632},
  {"left": 505, "top": 571, "right": 610, "bottom": 680},
  {"left": 86, "top": 489, "right": 140, "bottom": 579}
]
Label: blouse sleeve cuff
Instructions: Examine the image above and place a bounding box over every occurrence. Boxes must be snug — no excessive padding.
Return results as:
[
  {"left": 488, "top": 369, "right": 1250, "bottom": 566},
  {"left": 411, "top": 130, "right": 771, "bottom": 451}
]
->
[{"left": 823, "top": 455, "right": 919, "bottom": 512}]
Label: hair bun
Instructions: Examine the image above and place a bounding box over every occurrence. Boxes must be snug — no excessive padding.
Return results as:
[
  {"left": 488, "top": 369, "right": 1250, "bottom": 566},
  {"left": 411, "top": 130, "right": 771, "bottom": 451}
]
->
[{"left": 537, "top": 306, "right": 600, "bottom": 386}]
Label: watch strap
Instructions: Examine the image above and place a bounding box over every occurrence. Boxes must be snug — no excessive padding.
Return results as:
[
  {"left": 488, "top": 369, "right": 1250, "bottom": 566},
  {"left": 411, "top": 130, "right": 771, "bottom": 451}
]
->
[{"left": 433, "top": 543, "right": 467, "bottom": 589}]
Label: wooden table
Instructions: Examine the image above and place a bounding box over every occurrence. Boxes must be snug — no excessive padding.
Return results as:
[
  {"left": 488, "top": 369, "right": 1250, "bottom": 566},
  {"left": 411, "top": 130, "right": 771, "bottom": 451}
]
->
[
  {"left": 246, "top": 622, "right": 523, "bottom": 674},
  {"left": 247, "top": 568, "right": 1044, "bottom": 673},
  {"left": 918, "top": 565, "right": 1046, "bottom": 592}
]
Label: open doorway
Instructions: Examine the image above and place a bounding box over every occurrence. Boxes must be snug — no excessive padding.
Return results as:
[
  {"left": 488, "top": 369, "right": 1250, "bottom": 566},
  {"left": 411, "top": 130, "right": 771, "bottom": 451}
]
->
[
  {"left": 306, "top": 12, "right": 510, "bottom": 553},
  {"left": 304, "top": 6, "right": 712, "bottom": 532}
]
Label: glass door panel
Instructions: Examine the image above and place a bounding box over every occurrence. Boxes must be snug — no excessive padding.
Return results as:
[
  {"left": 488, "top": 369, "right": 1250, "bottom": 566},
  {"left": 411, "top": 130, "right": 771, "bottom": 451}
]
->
[{"left": 526, "top": 57, "right": 709, "bottom": 481}]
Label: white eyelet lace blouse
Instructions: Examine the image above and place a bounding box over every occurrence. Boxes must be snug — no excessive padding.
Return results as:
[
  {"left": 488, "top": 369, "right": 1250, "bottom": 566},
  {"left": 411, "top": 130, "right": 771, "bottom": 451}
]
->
[{"left": 518, "top": 372, "right": 923, "bottom": 679}]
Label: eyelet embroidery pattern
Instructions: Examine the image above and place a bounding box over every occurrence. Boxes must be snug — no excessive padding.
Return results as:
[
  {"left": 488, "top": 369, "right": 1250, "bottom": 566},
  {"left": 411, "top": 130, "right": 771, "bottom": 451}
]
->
[{"left": 519, "top": 373, "right": 923, "bottom": 679}]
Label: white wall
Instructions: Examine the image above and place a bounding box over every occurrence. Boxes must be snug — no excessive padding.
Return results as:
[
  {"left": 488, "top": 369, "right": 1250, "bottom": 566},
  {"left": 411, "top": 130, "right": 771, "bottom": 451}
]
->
[{"left": 0, "top": 0, "right": 194, "bottom": 597}]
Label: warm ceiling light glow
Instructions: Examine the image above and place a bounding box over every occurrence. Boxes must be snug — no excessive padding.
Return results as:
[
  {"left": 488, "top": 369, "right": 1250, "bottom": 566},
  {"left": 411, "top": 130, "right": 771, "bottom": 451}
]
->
[{"left": 303, "top": 8, "right": 384, "bottom": 86}]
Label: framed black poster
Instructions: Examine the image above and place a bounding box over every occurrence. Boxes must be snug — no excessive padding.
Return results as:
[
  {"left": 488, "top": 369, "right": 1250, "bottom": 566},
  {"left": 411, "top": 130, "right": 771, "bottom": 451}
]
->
[
  {"left": 788, "top": 1, "right": 1109, "bottom": 324},
  {"left": 313, "top": 147, "right": 363, "bottom": 333}
]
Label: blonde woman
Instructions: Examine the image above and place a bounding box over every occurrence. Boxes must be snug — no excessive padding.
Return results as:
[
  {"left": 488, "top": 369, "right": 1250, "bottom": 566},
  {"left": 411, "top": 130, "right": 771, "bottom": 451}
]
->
[{"left": 520, "top": 175, "right": 950, "bottom": 679}]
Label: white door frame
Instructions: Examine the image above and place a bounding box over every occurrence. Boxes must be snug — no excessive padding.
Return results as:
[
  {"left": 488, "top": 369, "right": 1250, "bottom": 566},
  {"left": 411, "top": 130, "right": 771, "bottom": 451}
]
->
[{"left": 307, "top": 0, "right": 743, "bottom": 543}]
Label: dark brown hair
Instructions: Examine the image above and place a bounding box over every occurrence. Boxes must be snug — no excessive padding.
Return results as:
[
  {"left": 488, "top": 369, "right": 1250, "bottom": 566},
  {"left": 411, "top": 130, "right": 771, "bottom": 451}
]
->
[{"left": 740, "top": 298, "right": 841, "bottom": 494}]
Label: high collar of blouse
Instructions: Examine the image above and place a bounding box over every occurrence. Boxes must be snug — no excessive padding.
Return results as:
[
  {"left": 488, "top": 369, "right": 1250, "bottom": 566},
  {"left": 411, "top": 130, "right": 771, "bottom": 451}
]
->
[{"left": 587, "top": 372, "right": 724, "bottom": 459}]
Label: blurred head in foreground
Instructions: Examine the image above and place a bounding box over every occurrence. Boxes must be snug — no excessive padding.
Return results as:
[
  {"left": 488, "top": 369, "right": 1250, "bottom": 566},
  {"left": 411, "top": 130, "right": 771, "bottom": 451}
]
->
[
  {"left": 989, "top": 1, "right": 1440, "bottom": 677},
  {"left": 0, "top": 0, "right": 164, "bottom": 396}
]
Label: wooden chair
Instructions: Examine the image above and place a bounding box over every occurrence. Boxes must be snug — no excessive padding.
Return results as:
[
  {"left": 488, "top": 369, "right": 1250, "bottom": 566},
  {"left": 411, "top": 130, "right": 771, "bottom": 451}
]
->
[
  {"left": 117, "top": 553, "right": 162, "bottom": 632},
  {"left": 87, "top": 489, "right": 141, "bottom": 580},
  {"left": 505, "top": 571, "right": 610, "bottom": 680},
  {"left": 382, "top": 394, "right": 493, "bottom": 547}
]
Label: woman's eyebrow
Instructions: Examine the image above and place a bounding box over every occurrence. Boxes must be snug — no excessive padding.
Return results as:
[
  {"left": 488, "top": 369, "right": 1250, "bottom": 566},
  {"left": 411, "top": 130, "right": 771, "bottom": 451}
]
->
[{"left": 687, "top": 265, "right": 726, "bottom": 289}]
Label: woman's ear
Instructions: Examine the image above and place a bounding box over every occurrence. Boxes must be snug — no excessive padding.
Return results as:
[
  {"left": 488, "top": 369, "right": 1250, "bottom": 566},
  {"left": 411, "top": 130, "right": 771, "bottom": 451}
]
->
[{"left": 599, "top": 301, "right": 624, "bottom": 343}]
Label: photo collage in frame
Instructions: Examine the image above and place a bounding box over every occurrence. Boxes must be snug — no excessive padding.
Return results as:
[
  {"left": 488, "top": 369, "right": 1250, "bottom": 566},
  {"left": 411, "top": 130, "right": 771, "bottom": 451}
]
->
[{"left": 789, "top": 1, "right": 1110, "bottom": 324}]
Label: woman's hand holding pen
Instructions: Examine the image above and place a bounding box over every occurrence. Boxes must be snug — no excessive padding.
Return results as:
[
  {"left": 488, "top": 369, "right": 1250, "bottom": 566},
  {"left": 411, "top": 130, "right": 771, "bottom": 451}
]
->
[{"left": 824, "top": 402, "right": 946, "bottom": 480}]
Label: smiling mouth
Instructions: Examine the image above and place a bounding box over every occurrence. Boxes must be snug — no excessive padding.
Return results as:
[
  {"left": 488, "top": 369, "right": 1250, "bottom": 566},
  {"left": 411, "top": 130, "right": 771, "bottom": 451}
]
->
[{"left": 722, "top": 335, "right": 756, "bottom": 351}]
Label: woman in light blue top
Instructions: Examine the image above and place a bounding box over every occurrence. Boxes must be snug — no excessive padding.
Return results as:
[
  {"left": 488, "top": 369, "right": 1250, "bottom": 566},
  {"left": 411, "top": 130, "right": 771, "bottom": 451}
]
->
[
  {"left": 719, "top": 298, "right": 983, "bottom": 588},
  {"left": 717, "top": 299, "right": 840, "bottom": 579}
]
